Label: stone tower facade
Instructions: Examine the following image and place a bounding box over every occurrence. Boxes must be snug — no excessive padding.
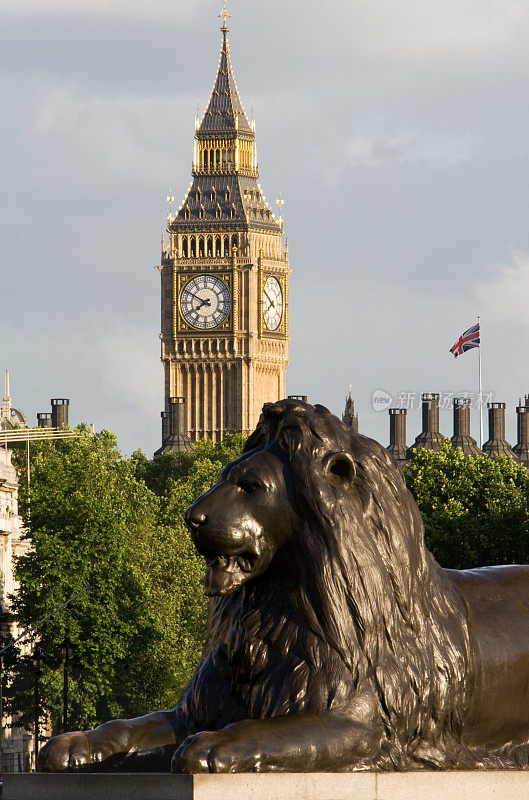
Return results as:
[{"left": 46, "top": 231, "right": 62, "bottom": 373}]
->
[{"left": 157, "top": 17, "right": 289, "bottom": 450}]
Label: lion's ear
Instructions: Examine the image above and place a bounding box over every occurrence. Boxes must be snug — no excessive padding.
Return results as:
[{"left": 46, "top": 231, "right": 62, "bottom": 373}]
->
[{"left": 323, "top": 452, "right": 357, "bottom": 488}]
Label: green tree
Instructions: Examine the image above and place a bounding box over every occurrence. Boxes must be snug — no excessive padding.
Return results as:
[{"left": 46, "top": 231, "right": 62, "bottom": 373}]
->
[
  {"left": 406, "top": 440, "right": 529, "bottom": 569},
  {"left": 9, "top": 430, "right": 245, "bottom": 734},
  {"left": 130, "top": 434, "right": 245, "bottom": 707},
  {"left": 9, "top": 429, "right": 162, "bottom": 733}
]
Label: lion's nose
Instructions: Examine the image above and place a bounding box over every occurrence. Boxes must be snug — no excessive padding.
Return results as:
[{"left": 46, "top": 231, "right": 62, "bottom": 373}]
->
[{"left": 185, "top": 508, "right": 207, "bottom": 530}]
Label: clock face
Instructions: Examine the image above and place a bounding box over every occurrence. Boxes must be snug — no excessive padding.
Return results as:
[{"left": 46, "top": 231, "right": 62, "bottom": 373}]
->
[
  {"left": 180, "top": 275, "right": 231, "bottom": 330},
  {"left": 262, "top": 276, "right": 283, "bottom": 332}
]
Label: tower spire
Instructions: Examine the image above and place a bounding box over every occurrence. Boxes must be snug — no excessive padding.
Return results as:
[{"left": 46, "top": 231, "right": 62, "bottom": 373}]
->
[
  {"left": 219, "top": 0, "right": 230, "bottom": 34},
  {"left": 197, "top": 6, "right": 252, "bottom": 136},
  {"left": 1, "top": 370, "right": 12, "bottom": 423}
]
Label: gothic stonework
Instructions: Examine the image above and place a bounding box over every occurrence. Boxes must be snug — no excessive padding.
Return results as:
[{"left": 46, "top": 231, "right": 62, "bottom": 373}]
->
[{"left": 157, "top": 20, "right": 289, "bottom": 450}]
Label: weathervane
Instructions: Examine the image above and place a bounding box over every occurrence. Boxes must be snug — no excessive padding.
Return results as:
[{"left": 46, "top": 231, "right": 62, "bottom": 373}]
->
[{"left": 219, "top": 0, "right": 231, "bottom": 30}]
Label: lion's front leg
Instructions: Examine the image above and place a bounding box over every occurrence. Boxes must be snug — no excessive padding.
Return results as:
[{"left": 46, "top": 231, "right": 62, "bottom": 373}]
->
[
  {"left": 38, "top": 710, "right": 181, "bottom": 772},
  {"left": 171, "top": 714, "right": 382, "bottom": 773}
]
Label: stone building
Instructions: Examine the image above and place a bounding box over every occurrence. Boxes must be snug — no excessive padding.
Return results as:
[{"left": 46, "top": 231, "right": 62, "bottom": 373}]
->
[
  {"left": 159, "top": 12, "right": 290, "bottom": 452},
  {"left": 0, "top": 447, "right": 32, "bottom": 773},
  {"left": 0, "top": 372, "right": 33, "bottom": 772},
  {"left": 157, "top": 11, "right": 290, "bottom": 452}
]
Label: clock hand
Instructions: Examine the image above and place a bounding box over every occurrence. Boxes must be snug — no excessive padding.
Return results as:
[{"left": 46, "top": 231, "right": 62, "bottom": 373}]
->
[
  {"left": 183, "top": 289, "right": 211, "bottom": 310},
  {"left": 264, "top": 290, "right": 275, "bottom": 308}
]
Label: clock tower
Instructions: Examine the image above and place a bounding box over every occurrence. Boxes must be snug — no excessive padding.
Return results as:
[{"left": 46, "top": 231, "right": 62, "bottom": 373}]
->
[{"left": 157, "top": 10, "right": 290, "bottom": 450}]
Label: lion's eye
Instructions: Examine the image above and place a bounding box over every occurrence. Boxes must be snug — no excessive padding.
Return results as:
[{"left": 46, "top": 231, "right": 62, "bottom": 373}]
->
[{"left": 238, "top": 478, "right": 261, "bottom": 493}]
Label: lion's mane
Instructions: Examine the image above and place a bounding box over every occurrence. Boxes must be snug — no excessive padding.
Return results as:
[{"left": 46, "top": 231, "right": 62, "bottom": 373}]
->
[{"left": 188, "top": 400, "right": 479, "bottom": 769}]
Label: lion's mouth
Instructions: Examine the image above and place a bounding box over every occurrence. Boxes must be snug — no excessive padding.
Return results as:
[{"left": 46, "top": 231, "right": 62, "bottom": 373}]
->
[{"left": 202, "top": 549, "right": 260, "bottom": 596}]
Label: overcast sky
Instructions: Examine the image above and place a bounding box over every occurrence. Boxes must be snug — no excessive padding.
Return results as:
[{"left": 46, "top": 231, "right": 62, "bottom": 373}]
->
[{"left": 2, "top": 0, "right": 529, "bottom": 455}]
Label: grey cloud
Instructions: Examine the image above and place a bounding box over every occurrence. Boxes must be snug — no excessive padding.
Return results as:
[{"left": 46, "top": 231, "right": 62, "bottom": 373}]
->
[{"left": 2, "top": 0, "right": 529, "bottom": 455}]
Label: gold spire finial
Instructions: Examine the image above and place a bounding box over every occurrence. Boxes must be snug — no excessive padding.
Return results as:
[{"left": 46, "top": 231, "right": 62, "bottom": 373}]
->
[
  {"left": 166, "top": 191, "right": 174, "bottom": 220},
  {"left": 219, "top": 0, "right": 230, "bottom": 32},
  {"left": 276, "top": 193, "right": 285, "bottom": 226}
]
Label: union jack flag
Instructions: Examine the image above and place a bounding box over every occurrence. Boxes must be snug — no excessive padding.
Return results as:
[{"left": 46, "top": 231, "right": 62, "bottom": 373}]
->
[{"left": 450, "top": 322, "right": 480, "bottom": 358}]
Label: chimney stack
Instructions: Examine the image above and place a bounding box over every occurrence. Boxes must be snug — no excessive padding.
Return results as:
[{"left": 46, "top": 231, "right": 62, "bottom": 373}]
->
[
  {"left": 37, "top": 413, "right": 53, "bottom": 429},
  {"left": 155, "top": 397, "right": 192, "bottom": 455},
  {"left": 409, "top": 393, "right": 445, "bottom": 453},
  {"left": 51, "top": 398, "right": 69, "bottom": 429},
  {"left": 161, "top": 411, "right": 170, "bottom": 445},
  {"left": 513, "top": 401, "right": 529, "bottom": 468},
  {"left": 482, "top": 403, "right": 517, "bottom": 459},
  {"left": 386, "top": 408, "right": 408, "bottom": 466},
  {"left": 287, "top": 395, "right": 308, "bottom": 402},
  {"left": 451, "top": 398, "right": 480, "bottom": 455},
  {"left": 170, "top": 396, "right": 187, "bottom": 438}
]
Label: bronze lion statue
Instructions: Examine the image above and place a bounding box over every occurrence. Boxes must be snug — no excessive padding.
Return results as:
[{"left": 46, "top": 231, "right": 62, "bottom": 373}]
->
[{"left": 40, "top": 399, "right": 529, "bottom": 772}]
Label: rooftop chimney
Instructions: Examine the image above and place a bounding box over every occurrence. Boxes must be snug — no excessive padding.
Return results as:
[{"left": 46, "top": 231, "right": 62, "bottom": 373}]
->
[
  {"left": 37, "top": 413, "right": 53, "bottom": 429},
  {"left": 482, "top": 402, "right": 517, "bottom": 459},
  {"left": 451, "top": 398, "right": 480, "bottom": 455},
  {"left": 51, "top": 398, "right": 69, "bottom": 429},
  {"left": 155, "top": 397, "right": 192, "bottom": 455},
  {"left": 513, "top": 402, "right": 529, "bottom": 469},
  {"left": 409, "top": 393, "right": 445, "bottom": 453},
  {"left": 386, "top": 408, "right": 408, "bottom": 466},
  {"left": 161, "top": 411, "right": 170, "bottom": 445}
]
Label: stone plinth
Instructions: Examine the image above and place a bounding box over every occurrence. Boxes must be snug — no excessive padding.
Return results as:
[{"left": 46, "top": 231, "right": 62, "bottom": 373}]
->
[{"left": 4, "top": 771, "right": 529, "bottom": 800}]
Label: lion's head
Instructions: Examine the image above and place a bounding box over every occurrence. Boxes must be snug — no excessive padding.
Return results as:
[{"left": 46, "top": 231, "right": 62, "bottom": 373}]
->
[
  {"left": 185, "top": 437, "right": 298, "bottom": 596},
  {"left": 186, "top": 399, "right": 471, "bottom": 768}
]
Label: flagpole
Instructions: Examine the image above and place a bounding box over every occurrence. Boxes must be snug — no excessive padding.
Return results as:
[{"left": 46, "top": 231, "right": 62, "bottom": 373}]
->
[{"left": 478, "top": 315, "right": 483, "bottom": 448}]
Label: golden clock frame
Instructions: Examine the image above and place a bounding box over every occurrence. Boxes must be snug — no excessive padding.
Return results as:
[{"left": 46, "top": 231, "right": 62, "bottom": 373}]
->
[
  {"left": 175, "top": 269, "right": 236, "bottom": 336},
  {"left": 258, "top": 266, "right": 288, "bottom": 339}
]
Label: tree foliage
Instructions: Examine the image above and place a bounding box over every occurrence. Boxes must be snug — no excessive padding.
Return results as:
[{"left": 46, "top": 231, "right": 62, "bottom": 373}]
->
[
  {"left": 8, "top": 430, "right": 244, "bottom": 735},
  {"left": 406, "top": 440, "right": 529, "bottom": 569},
  {"left": 130, "top": 434, "right": 245, "bottom": 708}
]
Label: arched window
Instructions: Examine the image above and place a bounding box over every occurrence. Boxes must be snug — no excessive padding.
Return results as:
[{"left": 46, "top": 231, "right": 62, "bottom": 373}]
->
[
  {"left": 225, "top": 187, "right": 231, "bottom": 202},
  {"left": 207, "top": 236, "right": 213, "bottom": 257},
  {"left": 199, "top": 205, "right": 205, "bottom": 220},
  {"left": 224, "top": 235, "right": 230, "bottom": 256},
  {"left": 221, "top": 148, "right": 227, "bottom": 168},
  {"left": 215, "top": 235, "right": 222, "bottom": 256},
  {"left": 183, "top": 206, "right": 190, "bottom": 221},
  {"left": 230, "top": 205, "right": 236, "bottom": 219},
  {"left": 215, "top": 149, "right": 220, "bottom": 170},
  {"left": 196, "top": 188, "right": 201, "bottom": 202},
  {"left": 232, "top": 233, "right": 238, "bottom": 251},
  {"left": 191, "top": 237, "right": 196, "bottom": 257},
  {"left": 182, "top": 237, "right": 189, "bottom": 258},
  {"left": 203, "top": 150, "right": 209, "bottom": 171},
  {"left": 198, "top": 236, "right": 205, "bottom": 257},
  {"left": 215, "top": 204, "right": 222, "bottom": 220},
  {"left": 211, "top": 187, "right": 216, "bottom": 202}
]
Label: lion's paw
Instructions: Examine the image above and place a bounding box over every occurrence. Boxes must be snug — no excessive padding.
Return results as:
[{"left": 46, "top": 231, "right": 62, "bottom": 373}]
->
[
  {"left": 172, "top": 730, "right": 261, "bottom": 774},
  {"left": 37, "top": 732, "right": 93, "bottom": 772}
]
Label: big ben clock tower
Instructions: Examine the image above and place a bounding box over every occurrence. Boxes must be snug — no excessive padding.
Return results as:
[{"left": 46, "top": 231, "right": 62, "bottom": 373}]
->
[{"left": 157, "top": 5, "right": 290, "bottom": 450}]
